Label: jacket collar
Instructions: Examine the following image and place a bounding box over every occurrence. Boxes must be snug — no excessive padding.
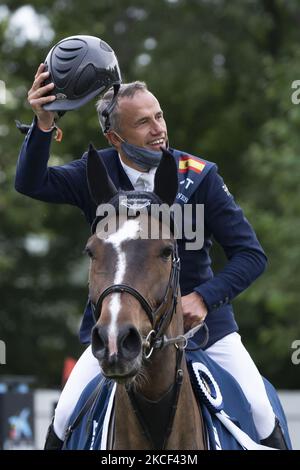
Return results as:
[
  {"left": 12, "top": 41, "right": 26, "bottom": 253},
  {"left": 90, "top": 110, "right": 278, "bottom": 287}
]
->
[{"left": 98, "top": 148, "right": 134, "bottom": 191}]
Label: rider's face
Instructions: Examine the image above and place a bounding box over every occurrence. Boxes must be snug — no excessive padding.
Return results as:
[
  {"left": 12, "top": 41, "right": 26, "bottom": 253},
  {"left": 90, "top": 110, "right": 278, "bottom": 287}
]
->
[{"left": 110, "top": 90, "right": 168, "bottom": 152}]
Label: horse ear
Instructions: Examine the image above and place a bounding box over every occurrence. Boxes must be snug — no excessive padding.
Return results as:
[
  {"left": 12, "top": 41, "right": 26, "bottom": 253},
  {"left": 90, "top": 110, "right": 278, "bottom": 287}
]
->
[
  {"left": 86, "top": 143, "right": 118, "bottom": 204},
  {"left": 153, "top": 148, "right": 178, "bottom": 205}
]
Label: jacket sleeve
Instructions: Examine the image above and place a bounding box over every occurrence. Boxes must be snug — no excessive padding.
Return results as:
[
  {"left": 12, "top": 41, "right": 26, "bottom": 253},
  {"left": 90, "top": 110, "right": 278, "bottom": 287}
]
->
[
  {"left": 194, "top": 165, "right": 267, "bottom": 311},
  {"left": 15, "top": 118, "right": 91, "bottom": 213}
]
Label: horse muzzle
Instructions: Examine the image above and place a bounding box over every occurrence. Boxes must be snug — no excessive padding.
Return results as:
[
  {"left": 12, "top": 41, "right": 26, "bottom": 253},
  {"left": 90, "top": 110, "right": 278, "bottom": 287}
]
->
[{"left": 91, "top": 324, "right": 143, "bottom": 379}]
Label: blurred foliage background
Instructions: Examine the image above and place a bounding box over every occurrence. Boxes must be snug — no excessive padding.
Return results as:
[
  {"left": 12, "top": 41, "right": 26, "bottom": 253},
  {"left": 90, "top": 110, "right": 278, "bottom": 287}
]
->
[{"left": 0, "top": 0, "right": 300, "bottom": 389}]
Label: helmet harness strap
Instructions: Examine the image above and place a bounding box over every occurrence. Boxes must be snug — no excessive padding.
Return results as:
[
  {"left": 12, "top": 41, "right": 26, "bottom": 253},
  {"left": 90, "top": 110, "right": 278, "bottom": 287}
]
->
[{"left": 102, "top": 84, "right": 121, "bottom": 134}]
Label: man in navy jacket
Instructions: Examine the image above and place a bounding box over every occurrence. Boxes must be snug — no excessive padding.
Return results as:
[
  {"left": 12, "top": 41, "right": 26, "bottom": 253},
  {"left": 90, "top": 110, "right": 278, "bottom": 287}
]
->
[{"left": 15, "top": 65, "right": 285, "bottom": 448}]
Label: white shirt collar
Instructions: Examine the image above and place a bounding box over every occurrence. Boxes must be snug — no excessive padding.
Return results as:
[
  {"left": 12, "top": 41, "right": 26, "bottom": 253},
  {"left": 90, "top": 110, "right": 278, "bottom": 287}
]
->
[{"left": 118, "top": 155, "right": 156, "bottom": 191}]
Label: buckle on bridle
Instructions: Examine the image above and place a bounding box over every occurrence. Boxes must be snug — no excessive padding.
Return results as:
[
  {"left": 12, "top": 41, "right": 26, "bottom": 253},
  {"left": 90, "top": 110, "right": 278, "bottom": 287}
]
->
[{"left": 143, "top": 330, "right": 156, "bottom": 359}]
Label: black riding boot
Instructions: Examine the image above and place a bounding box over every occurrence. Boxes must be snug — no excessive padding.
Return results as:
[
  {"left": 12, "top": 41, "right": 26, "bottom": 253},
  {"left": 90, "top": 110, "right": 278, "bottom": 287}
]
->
[
  {"left": 260, "top": 418, "right": 288, "bottom": 450},
  {"left": 44, "top": 421, "right": 64, "bottom": 450}
]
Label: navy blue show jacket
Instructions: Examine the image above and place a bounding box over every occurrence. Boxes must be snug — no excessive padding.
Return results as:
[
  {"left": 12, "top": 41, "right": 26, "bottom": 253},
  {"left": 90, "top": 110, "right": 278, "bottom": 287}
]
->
[{"left": 15, "top": 120, "right": 267, "bottom": 348}]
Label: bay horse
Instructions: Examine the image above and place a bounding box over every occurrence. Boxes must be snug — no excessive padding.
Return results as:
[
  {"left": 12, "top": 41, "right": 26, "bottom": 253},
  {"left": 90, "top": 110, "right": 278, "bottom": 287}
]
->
[
  {"left": 63, "top": 145, "right": 291, "bottom": 450},
  {"left": 84, "top": 145, "right": 206, "bottom": 450}
]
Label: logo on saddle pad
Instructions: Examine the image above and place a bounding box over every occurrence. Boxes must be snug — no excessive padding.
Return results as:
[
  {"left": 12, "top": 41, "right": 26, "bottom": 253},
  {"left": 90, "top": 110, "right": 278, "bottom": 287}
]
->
[{"left": 190, "top": 362, "right": 224, "bottom": 413}]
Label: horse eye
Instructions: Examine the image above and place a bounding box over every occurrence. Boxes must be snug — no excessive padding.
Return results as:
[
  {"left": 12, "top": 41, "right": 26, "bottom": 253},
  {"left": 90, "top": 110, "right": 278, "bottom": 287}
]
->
[{"left": 160, "top": 246, "right": 173, "bottom": 259}]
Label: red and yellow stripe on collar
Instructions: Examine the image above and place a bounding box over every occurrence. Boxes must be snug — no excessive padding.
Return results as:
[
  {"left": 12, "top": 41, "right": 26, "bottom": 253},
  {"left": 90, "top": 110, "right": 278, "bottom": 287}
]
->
[{"left": 179, "top": 155, "right": 206, "bottom": 174}]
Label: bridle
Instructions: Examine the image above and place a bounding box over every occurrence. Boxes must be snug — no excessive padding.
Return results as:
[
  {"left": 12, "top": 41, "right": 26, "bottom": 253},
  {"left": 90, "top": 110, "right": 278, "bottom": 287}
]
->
[
  {"left": 90, "top": 232, "right": 209, "bottom": 356},
  {"left": 90, "top": 242, "right": 183, "bottom": 357}
]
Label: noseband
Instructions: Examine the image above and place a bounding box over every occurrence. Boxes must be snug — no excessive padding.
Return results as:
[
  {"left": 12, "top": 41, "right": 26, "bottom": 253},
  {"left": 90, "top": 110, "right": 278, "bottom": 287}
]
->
[{"left": 91, "top": 242, "right": 181, "bottom": 355}]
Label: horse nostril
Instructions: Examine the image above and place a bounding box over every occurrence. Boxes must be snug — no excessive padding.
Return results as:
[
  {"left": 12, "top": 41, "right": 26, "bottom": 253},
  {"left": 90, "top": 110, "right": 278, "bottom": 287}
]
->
[
  {"left": 91, "top": 326, "right": 107, "bottom": 360},
  {"left": 118, "top": 326, "right": 142, "bottom": 360}
]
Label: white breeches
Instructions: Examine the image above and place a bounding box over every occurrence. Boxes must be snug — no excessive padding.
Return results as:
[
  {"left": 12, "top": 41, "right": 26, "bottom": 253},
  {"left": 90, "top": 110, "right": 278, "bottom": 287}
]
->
[
  {"left": 205, "top": 332, "right": 275, "bottom": 439},
  {"left": 53, "top": 333, "right": 275, "bottom": 440},
  {"left": 53, "top": 345, "right": 99, "bottom": 439}
]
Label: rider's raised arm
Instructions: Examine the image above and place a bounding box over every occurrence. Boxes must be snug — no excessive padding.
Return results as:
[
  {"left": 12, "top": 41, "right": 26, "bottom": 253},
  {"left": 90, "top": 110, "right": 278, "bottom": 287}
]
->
[
  {"left": 15, "top": 117, "right": 91, "bottom": 212},
  {"left": 15, "top": 64, "right": 93, "bottom": 216}
]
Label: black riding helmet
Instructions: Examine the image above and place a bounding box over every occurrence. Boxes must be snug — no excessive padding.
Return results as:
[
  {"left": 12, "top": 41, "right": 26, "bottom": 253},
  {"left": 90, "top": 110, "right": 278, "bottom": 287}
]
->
[{"left": 43, "top": 35, "right": 121, "bottom": 112}]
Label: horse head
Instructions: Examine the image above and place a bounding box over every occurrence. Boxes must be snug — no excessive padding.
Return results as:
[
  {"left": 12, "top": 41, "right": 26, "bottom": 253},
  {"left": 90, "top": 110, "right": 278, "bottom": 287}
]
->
[{"left": 86, "top": 144, "right": 180, "bottom": 383}]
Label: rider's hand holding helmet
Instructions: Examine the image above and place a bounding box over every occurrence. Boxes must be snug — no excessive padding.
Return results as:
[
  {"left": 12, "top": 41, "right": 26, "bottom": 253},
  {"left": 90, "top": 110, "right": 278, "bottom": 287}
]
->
[
  {"left": 27, "top": 35, "right": 121, "bottom": 131},
  {"left": 27, "top": 63, "right": 56, "bottom": 130}
]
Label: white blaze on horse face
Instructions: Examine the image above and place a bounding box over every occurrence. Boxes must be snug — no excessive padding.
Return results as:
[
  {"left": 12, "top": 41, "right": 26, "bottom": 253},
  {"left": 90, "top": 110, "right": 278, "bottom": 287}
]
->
[{"left": 104, "top": 219, "right": 140, "bottom": 347}]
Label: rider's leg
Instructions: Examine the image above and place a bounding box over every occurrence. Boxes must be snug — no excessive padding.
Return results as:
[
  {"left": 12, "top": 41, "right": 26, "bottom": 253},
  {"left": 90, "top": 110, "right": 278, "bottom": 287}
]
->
[
  {"left": 205, "top": 332, "right": 276, "bottom": 440},
  {"left": 53, "top": 345, "right": 100, "bottom": 440}
]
